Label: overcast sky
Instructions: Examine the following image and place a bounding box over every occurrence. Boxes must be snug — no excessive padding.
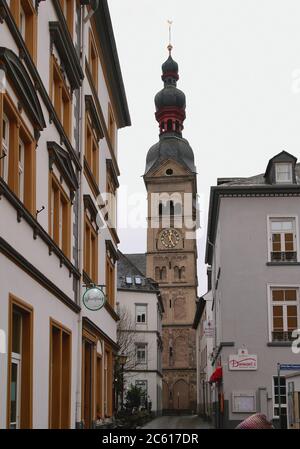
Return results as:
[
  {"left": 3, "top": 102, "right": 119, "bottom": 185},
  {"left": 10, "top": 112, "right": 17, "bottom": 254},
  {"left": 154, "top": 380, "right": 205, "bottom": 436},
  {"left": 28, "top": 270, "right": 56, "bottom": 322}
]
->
[{"left": 109, "top": 0, "right": 300, "bottom": 295}]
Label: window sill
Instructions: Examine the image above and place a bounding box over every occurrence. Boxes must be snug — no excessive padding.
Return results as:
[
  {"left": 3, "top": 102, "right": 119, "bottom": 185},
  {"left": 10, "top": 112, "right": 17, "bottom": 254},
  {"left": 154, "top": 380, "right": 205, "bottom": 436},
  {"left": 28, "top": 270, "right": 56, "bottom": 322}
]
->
[
  {"left": 267, "top": 342, "right": 292, "bottom": 347},
  {"left": 266, "top": 262, "right": 300, "bottom": 266}
]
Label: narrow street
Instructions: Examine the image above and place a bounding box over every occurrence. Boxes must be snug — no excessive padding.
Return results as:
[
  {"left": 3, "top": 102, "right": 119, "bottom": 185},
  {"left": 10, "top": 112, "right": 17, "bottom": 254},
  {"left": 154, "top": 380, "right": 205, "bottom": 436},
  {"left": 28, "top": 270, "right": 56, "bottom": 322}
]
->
[{"left": 143, "top": 415, "right": 214, "bottom": 429}]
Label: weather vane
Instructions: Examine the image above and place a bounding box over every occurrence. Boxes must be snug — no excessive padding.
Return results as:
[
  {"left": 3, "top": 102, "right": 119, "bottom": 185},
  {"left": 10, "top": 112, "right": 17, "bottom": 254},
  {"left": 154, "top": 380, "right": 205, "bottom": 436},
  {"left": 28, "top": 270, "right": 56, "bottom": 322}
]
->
[{"left": 167, "top": 19, "right": 173, "bottom": 55}]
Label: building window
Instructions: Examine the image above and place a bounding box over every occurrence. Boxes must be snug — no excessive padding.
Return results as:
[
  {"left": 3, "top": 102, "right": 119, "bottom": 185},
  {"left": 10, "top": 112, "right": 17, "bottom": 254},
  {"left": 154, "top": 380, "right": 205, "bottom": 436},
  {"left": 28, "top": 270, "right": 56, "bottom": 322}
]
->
[
  {"left": 1, "top": 113, "right": 10, "bottom": 183},
  {"left": 59, "top": 0, "right": 74, "bottom": 37},
  {"left": 1, "top": 95, "right": 36, "bottom": 214},
  {"left": 106, "top": 171, "right": 117, "bottom": 229},
  {"left": 136, "top": 305, "right": 147, "bottom": 324},
  {"left": 49, "top": 320, "right": 71, "bottom": 429},
  {"left": 8, "top": 296, "right": 33, "bottom": 429},
  {"left": 135, "top": 380, "right": 148, "bottom": 407},
  {"left": 84, "top": 212, "right": 98, "bottom": 283},
  {"left": 96, "top": 354, "right": 103, "bottom": 419},
  {"left": 155, "top": 266, "right": 167, "bottom": 281},
  {"left": 275, "top": 163, "right": 293, "bottom": 184},
  {"left": 84, "top": 112, "right": 99, "bottom": 196},
  {"left": 108, "top": 105, "right": 115, "bottom": 150},
  {"left": 10, "top": 0, "right": 37, "bottom": 62},
  {"left": 49, "top": 173, "right": 71, "bottom": 258},
  {"left": 174, "top": 266, "right": 185, "bottom": 281},
  {"left": 50, "top": 56, "right": 72, "bottom": 139},
  {"left": 105, "top": 253, "right": 115, "bottom": 308},
  {"left": 273, "top": 376, "right": 287, "bottom": 419},
  {"left": 269, "top": 218, "right": 297, "bottom": 262},
  {"left": 136, "top": 343, "right": 147, "bottom": 364},
  {"left": 270, "top": 288, "right": 299, "bottom": 342},
  {"left": 104, "top": 348, "right": 113, "bottom": 417},
  {"left": 89, "top": 30, "right": 98, "bottom": 91}
]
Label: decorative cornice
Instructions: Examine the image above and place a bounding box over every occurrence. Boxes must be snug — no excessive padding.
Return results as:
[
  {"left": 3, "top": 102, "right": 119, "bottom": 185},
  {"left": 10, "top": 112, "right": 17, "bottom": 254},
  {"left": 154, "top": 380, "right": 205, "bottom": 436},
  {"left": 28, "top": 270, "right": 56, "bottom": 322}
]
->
[
  {"left": 0, "top": 236, "right": 80, "bottom": 313},
  {"left": 0, "top": 47, "right": 46, "bottom": 132},
  {"left": 92, "top": 0, "right": 131, "bottom": 128},
  {"left": 0, "top": 178, "right": 80, "bottom": 278},
  {"left": 85, "top": 95, "right": 104, "bottom": 140},
  {"left": 48, "top": 141, "right": 79, "bottom": 201},
  {"left": 49, "top": 21, "right": 83, "bottom": 91}
]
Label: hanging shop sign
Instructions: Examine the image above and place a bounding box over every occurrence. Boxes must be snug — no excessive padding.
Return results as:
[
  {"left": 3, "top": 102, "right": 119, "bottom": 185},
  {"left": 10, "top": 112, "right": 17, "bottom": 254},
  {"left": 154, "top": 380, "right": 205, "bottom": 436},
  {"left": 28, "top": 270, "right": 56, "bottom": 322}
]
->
[{"left": 83, "top": 286, "right": 106, "bottom": 311}]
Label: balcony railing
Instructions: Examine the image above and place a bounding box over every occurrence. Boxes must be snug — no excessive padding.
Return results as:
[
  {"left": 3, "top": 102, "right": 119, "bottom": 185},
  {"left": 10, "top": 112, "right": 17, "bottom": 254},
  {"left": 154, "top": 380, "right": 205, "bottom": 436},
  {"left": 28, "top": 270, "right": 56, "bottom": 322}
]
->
[
  {"left": 272, "top": 331, "right": 294, "bottom": 342},
  {"left": 271, "top": 251, "right": 297, "bottom": 262}
]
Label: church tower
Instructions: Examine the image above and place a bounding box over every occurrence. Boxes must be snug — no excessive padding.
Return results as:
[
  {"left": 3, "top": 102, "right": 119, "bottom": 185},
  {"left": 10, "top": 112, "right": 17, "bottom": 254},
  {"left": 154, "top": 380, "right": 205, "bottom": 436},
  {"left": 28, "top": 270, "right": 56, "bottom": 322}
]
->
[{"left": 144, "top": 45, "right": 198, "bottom": 412}]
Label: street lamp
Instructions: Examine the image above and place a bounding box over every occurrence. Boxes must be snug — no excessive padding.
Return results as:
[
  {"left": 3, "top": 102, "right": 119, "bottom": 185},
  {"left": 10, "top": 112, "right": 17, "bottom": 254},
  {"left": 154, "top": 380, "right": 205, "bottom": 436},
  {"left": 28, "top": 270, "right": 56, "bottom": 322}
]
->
[{"left": 118, "top": 354, "right": 127, "bottom": 410}]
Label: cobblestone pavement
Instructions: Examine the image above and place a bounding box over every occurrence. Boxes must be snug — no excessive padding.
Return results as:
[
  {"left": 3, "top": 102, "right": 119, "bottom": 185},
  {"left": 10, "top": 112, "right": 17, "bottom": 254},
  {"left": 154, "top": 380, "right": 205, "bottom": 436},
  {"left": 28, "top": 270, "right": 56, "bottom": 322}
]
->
[{"left": 143, "top": 415, "right": 214, "bottom": 429}]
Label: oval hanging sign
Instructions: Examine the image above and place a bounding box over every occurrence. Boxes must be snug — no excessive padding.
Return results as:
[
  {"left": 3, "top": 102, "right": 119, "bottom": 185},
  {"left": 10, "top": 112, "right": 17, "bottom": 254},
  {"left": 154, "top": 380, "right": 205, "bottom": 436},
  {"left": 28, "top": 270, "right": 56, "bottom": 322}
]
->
[{"left": 83, "top": 286, "right": 106, "bottom": 311}]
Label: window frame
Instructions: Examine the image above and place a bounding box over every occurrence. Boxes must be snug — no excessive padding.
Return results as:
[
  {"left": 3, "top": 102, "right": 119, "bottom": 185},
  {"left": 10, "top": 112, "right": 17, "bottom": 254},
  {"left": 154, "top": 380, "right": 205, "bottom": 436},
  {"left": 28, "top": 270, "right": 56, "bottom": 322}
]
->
[
  {"left": 135, "top": 343, "right": 147, "bottom": 365},
  {"left": 49, "top": 318, "right": 72, "bottom": 429},
  {"left": 105, "top": 254, "right": 115, "bottom": 308},
  {"left": 49, "top": 172, "right": 71, "bottom": 259},
  {"left": 267, "top": 215, "right": 299, "bottom": 263},
  {"left": 275, "top": 162, "right": 293, "bottom": 184},
  {"left": 88, "top": 29, "right": 99, "bottom": 92},
  {"left": 59, "top": 0, "right": 74, "bottom": 38},
  {"left": 108, "top": 104, "right": 116, "bottom": 151},
  {"left": 135, "top": 304, "right": 147, "bottom": 324},
  {"left": 1, "top": 93, "right": 36, "bottom": 215},
  {"left": 267, "top": 284, "right": 300, "bottom": 343},
  {"left": 84, "top": 212, "right": 98, "bottom": 283},
  {"left": 7, "top": 294, "right": 33, "bottom": 429},
  {"left": 272, "top": 376, "right": 287, "bottom": 420},
  {"left": 50, "top": 55, "right": 72, "bottom": 140},
  {"left": 84, "top": 111, "right": 99, "bottom": 197},
  {"left": 9, "top": 0, "right": 37, "bottom": 63}
]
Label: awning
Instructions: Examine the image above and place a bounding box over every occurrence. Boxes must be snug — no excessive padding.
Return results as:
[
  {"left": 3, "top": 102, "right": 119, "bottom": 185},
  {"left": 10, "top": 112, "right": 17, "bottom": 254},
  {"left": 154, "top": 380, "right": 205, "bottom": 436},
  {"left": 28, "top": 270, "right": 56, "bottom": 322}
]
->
[{"left": 209, "top": 366, "right": 223, "bottom": 383}]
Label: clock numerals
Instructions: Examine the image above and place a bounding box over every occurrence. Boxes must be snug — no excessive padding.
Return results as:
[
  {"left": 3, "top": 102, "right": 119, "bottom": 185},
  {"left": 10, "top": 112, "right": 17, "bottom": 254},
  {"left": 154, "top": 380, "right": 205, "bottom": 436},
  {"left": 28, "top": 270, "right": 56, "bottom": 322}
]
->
[{"left": 160, "top": 229, "right": 180, "bottom": 248}]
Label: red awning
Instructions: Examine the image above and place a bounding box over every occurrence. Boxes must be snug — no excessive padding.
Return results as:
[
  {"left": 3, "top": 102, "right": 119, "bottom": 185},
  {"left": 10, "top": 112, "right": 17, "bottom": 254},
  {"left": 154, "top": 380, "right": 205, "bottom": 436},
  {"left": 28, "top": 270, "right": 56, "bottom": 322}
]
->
[{"left": 209, "top": 366, "right": 223, "bottom": 383}]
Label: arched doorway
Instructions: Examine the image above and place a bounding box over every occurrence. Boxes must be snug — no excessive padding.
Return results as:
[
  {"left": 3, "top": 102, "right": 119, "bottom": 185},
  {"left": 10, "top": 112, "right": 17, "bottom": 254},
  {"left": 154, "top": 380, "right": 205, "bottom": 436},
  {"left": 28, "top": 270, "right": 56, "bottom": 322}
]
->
[{"left": 173, "top": 379, "right": 189, "bottom": 410}]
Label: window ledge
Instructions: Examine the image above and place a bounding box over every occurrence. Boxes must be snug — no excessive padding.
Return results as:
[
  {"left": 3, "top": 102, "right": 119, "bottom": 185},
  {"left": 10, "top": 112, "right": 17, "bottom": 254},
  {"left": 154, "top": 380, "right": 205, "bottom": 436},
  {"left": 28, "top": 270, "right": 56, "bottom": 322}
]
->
[
  {"left": 266, "top": 262, "right": 300, "bottom": 266},
  {"left": 267, "top": 342, "right": 292, "bottom": 347}
]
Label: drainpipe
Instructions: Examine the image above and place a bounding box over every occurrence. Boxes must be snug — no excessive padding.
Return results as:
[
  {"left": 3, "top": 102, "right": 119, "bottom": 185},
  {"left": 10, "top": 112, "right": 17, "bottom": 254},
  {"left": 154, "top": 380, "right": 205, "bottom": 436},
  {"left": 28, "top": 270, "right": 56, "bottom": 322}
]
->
[{"left": 75, "top": 3, "right": 86, "bottom": 429}]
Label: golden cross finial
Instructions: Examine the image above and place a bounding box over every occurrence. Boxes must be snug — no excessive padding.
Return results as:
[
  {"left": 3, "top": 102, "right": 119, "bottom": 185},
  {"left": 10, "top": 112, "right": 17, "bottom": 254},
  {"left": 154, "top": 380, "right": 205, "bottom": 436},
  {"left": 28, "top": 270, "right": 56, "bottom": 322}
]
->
[{"left": 167, "top": 20, "right": 173, "bottom": 55}]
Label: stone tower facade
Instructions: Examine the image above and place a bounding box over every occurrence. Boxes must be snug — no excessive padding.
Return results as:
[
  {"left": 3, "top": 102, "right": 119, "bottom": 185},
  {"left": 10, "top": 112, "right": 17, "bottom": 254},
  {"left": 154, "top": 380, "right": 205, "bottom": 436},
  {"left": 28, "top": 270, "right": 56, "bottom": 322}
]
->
[{"left": 144, "top": 49, "right": 198, "bottom": 412}]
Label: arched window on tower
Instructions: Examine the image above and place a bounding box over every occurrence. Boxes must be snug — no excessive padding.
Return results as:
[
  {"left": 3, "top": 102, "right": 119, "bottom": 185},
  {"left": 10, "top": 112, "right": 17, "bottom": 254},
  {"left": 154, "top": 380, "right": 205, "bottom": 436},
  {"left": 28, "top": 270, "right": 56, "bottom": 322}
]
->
[
  {"left": 179, "top": 266, "right": 185, "bottom": 280},
  {"left": 167, "top": 119, "right": 172, "bottom": 131},
  {"left": 174, "top": 266, "right": 179, "bottom": 280},
  {"left": 155, "top": 266, "right": 167, "bottom": 281},
  {"left": 175, "top": 120, "right": 180, "bottom": 132}
]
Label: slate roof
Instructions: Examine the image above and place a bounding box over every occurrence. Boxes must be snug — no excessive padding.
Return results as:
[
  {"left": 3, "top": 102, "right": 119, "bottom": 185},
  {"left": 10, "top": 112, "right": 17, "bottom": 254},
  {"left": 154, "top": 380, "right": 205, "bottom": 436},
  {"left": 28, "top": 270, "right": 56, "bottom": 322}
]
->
[{"left": 117, "top": 251, "right": 158, "bottom": 293}]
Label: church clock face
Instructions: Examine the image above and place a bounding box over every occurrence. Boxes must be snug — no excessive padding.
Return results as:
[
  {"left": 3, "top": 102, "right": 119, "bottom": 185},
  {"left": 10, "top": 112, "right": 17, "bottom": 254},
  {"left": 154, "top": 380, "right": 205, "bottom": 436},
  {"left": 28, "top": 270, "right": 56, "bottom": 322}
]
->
[{"left": 160, "top": 228, "right": 180, "bottom": 249}]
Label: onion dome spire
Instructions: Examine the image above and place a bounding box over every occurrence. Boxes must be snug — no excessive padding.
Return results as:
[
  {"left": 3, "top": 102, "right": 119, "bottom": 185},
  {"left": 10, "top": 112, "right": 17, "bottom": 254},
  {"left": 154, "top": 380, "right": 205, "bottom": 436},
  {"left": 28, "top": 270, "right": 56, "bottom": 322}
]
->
[{"left": 154, "top": 24, "right": 186, "bottom": 137}]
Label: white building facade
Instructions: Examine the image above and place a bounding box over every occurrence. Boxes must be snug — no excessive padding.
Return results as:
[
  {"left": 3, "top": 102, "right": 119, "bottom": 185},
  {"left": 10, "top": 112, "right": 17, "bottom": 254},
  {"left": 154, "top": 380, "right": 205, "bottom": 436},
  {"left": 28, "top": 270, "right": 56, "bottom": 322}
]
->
[
  {"left": 0, "top": 0, "right": 130, "bottom": 429},
  {"left": 205, "top": 151, "right": 300, "bottom": 429},
  {"left": 117, "top": 252, "right": 164, "bottom": 416}
]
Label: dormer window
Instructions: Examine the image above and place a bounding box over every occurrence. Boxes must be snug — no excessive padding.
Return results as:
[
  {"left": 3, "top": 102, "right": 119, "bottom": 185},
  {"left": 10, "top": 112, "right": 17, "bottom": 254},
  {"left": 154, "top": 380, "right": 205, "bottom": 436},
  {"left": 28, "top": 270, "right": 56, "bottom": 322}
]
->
[
  {"left": 126, "top": 276, "right": 132, "bottom": 285},
  {"left": 275, "top": 163, "right": 293, "bottom": 184},
  {"left": 135, "top": 277, "right": 142, "bottom": 285}
]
